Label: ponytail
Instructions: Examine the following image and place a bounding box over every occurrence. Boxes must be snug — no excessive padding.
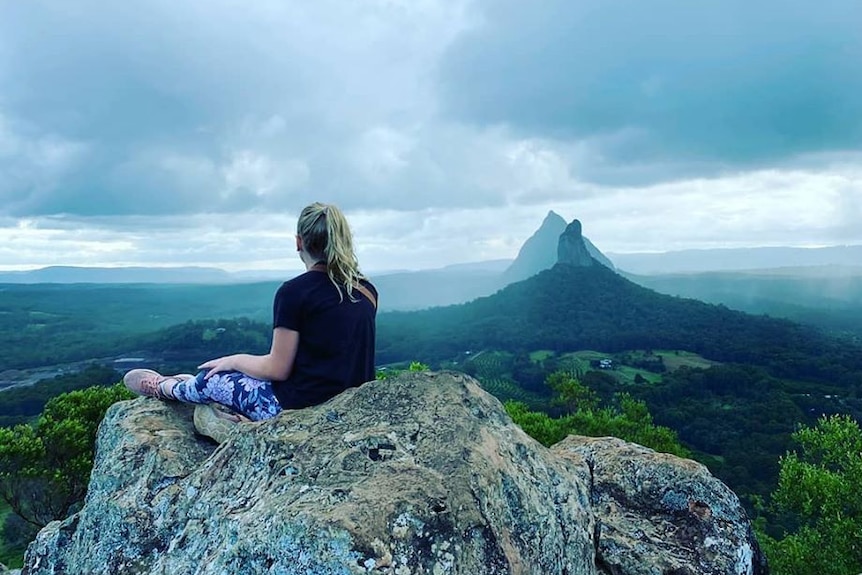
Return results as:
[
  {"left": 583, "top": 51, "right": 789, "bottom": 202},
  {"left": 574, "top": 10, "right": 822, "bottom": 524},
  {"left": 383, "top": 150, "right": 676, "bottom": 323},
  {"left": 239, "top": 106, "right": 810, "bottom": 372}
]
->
[{"left": 297, "top": 203, "right": 366, "bottom": 302}]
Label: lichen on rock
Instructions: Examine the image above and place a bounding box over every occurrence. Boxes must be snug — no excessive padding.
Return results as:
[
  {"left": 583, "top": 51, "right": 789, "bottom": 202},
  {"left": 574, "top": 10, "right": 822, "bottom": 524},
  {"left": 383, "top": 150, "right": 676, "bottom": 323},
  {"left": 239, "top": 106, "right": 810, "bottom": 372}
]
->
[
  {"left": 552, "top": 436, "right": 769, "bottom": 575},
  {"left": 22, "top": 371, "right": 766, "bottom": 575}
]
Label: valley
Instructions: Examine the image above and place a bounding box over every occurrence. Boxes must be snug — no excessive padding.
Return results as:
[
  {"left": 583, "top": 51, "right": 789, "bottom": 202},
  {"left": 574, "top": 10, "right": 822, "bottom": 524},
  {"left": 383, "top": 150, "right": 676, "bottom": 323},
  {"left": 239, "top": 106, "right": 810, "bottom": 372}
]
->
[{"left": 2, "top": 217, "right": 862, "bottom": 570}]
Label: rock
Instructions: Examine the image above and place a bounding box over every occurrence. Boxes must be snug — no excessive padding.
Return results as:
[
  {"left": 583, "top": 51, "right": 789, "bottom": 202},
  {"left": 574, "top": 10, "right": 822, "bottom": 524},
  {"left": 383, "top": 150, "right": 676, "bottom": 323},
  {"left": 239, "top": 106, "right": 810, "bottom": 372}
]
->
[
  {"left": 22, "top": 373, "right": 765, "bottom": 575},
  {"left": 558, "top": 220, "right": 596, "bottom": 268},
  {"left": 502, "top": 211, "right": 567, "bottom": 284},
  {"left": 552, "top": 436, "right": 768, "bottom": 575},
  {"left": 23, "top": 372, "right": 596, "bottom": 575},
  {"left": 504, "top": 212, "right": 615, "bottom": 284}
]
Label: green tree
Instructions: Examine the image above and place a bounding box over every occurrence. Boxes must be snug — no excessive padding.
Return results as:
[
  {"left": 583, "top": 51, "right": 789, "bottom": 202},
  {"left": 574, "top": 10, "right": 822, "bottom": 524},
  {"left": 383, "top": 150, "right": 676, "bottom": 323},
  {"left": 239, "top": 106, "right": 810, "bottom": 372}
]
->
[
  {"left": 506, "top": 372, "right": 689, "bottom": 457},
  {"left": 547, "top": 371, "right": 599, "bottom": 412},
  {"left": 0, "top": 384, "right": 132, "bottom": 529},
  {"left": 504, "top": 401, "right": 573, "bottom": 447},
  {"left": 759, "top": 415, "right": 862, "bottom": 575}
]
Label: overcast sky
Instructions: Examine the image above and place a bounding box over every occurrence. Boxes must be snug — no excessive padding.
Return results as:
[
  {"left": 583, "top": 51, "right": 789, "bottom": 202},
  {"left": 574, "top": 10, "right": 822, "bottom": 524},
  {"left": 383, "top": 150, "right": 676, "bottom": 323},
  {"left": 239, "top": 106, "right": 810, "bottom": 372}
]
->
[{"left": 2, "top": 0, "right": 861, "bottom": 272}]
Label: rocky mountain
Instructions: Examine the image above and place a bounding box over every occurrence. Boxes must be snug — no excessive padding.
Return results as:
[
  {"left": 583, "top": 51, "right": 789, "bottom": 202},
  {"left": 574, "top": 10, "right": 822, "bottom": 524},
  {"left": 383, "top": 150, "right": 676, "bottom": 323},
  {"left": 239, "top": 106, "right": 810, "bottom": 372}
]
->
[
  {"left": 376, "top": 229, "right": 862, "bottom": 382},
  {"left": 558, "top": 220, "right": 596, "bottom": 267},
  {"left": 501, "top": 211, "right": 614, "bottom": 285},
  {"left": 23, "top": 371, "right": 765, "bottom": 575},
  {"left": 0, "top": 214, "right": 614, "bottom": 313}
]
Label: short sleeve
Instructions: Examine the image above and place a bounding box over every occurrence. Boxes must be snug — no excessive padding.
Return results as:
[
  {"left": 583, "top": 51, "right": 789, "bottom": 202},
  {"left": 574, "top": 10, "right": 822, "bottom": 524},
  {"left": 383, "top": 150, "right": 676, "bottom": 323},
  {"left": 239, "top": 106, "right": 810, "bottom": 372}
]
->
[
  {"left": 273, "top": 282, "right": 303, "bottom": 331},
  {"left": 361, "top": 280, "right": 379, "bottom": 312}
]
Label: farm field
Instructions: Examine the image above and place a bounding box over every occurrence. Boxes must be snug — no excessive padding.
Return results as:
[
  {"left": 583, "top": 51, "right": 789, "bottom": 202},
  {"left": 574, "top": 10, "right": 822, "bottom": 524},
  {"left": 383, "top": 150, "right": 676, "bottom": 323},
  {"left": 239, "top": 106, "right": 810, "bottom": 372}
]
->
[
  {"left": 466, "top": 348, "right": 720, "bottom": 390},
  {"left": 655, "top": 349, "right": 720, "bottom": 371},
  {"left": 464, "top": 351, "right": 549, "bottom": 409}
]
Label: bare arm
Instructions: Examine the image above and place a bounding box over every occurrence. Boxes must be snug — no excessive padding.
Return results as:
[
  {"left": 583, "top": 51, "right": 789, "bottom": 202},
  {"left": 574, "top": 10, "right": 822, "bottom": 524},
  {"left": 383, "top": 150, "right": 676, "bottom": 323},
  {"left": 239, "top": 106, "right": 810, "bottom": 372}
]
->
[{"left": 198, "top": 327, "right": 299, "bottom": 381}]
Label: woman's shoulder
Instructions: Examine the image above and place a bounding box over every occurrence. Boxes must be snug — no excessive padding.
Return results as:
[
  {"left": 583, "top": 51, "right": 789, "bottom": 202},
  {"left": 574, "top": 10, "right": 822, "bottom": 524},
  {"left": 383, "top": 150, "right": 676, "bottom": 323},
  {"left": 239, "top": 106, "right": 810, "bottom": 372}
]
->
[
  {"left": 359, "top": 277, "right": 377, "bottom": 294},
  {"left": 277, "top": 270, "right": 328, "bottom": 295}
]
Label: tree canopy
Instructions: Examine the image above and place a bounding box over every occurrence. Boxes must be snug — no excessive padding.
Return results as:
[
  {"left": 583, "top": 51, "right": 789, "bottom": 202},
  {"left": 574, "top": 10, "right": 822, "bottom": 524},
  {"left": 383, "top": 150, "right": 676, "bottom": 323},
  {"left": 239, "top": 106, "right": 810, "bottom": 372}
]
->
[
  {"left": 759, "top": 415, "right": 862, "bottom": 575},
  {"left": 0, "top": 384, "right": 132, "bottom": 529}
]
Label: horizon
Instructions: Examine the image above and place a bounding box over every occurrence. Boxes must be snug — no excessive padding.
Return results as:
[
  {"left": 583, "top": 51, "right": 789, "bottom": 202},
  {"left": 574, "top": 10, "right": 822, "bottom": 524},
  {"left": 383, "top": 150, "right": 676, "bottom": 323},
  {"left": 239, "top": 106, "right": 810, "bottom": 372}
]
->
[
  {"left": 2, "top": 2, "right": 861, "bottom": 271},
  {"left": 3, "top": 240, "right": 862, "bottom": 276}
]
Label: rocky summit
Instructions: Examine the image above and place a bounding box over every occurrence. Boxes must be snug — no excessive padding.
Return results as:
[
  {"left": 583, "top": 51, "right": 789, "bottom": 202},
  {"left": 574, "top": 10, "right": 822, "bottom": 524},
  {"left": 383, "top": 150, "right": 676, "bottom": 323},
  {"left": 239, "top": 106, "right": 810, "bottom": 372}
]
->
[
  {"left": 503, "top": 213, "right": 615, "bottom": 284},
  {"left": 558, "top": 220, "right": 596, "bottom": 268},
  {"left": 23, "top": 372, "right": 765, "bottom": 575}
]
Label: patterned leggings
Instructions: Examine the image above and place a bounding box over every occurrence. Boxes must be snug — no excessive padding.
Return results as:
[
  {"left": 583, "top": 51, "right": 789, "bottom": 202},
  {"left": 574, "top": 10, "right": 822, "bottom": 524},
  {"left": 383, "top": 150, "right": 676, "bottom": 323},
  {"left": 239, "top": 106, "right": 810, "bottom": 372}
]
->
[{"left": 172, "top": 371, "right": 283, "bottom": 422}]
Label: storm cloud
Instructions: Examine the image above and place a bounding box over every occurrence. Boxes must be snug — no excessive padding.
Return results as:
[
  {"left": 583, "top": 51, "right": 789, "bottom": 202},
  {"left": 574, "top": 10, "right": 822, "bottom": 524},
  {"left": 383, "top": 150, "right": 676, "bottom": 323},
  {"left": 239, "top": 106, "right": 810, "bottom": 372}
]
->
[
  {"left": 0, "top": 0, "right": 860, "bottom": 270},
  {"left": 440, "top": 0, "right": 862, "bottom": 178}
]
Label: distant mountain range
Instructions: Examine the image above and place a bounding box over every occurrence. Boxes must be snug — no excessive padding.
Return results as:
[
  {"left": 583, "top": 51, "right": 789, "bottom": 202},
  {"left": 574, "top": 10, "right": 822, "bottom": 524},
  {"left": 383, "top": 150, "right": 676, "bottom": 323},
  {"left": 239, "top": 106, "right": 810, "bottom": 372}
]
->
[
  {"left": 608, "top": 245, "right": 862, "bottom": 274},
  {"left": 4, "top": 218, "right": 862, "bottom": 324},
  {"left": 379, "top": 262, "right": 850, "bottom": 365},
  {"left": 0, "top": 213, "right": 614, "bottom": 309},
  {"left": 6, "top": 229, "right": 860, "bottom": 287},
  {"left": 0, "top": 266, "right": 239, "bottom": 284}
]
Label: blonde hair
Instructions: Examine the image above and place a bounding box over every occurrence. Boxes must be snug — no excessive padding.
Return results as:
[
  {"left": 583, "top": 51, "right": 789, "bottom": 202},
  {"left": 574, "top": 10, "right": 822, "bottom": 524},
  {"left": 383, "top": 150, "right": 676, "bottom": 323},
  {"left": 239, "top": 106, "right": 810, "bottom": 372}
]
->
[{"left": 297, "top": 202, "right": 366, "bottom": 302}]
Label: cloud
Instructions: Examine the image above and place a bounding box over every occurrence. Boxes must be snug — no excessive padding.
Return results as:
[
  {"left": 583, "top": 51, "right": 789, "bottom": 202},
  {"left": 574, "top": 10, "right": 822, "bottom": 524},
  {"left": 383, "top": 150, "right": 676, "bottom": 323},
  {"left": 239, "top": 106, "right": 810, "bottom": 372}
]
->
[
  {"left": 438, "top": 0, "right": 862, "bottom": 178},
  {"left": 0, "top": 1, "right": 860, "bottom": 271},
  {"left": 0, "top": 0, "right": 474, "bottom": 217},
  {"left": 570, "top": 159, "right": 862, "bottom": 252},
  {"left": 0, "top": 113, "right": 91, "bottom": 214},
  {"left": 4, "top": 158, "right": 859, "bottom": 273}
]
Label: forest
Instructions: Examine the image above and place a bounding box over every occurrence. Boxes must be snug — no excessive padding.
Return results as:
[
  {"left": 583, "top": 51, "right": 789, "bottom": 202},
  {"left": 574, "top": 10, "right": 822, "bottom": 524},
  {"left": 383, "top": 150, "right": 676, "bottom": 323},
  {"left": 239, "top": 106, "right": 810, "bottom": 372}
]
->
[{"left": 2, "top": 271, "right": 862, "bottom": 572}]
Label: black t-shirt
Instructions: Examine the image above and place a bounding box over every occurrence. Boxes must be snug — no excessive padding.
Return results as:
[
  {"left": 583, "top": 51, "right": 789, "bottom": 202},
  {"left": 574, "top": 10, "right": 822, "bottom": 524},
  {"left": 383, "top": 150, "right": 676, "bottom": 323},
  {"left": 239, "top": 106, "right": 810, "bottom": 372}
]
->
[{"left": 272, "top": 270, "right": 377, "bottom": 409}]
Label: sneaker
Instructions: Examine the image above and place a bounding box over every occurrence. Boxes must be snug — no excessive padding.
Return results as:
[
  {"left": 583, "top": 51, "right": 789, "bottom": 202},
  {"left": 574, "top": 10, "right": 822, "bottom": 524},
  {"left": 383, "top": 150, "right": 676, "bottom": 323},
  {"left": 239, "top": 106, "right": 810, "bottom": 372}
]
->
[
  {"left": 124, "top": 369, "right": 194, "bottom": 400},
  {"left": 193, "top": 403, "right": 249, "bottom": 443}
]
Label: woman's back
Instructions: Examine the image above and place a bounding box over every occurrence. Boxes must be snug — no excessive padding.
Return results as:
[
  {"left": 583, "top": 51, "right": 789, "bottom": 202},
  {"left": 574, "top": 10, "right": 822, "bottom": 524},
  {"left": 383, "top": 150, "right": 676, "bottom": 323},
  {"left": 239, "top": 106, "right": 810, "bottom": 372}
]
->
[{"left": 272, "top": 270, "right": 377, "bottom": 409}]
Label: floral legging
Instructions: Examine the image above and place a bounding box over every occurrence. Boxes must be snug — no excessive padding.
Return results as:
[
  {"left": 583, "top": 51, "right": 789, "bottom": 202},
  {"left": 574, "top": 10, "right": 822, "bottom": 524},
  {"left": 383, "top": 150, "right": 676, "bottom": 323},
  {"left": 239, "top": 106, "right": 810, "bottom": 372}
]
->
[{"left": 172, "top": 371, "right": 282, "bottom": 422}]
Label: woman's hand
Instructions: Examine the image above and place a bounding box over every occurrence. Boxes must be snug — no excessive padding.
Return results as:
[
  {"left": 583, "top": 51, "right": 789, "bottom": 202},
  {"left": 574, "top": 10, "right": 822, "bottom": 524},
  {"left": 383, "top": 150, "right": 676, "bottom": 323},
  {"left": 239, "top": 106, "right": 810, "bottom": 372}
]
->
[
  {"left": 198, "top": 355, "right": 238, "bottom": 379},
  {"left": 195, "top": 328, "right": 299, "bottom": 382}
]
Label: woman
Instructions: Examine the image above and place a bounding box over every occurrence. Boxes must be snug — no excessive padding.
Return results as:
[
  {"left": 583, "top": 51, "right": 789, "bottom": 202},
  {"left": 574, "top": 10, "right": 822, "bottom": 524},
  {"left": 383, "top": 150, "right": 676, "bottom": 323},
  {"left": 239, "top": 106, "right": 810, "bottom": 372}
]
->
[{"left": 124, "top": 202, "right": 378, "bottom": 440}]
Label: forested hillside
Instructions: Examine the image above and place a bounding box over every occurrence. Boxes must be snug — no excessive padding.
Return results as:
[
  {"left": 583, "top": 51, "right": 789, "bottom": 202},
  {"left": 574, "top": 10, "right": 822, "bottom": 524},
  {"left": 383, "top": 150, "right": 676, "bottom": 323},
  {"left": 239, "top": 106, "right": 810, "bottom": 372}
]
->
[
  {"left": 3, "top": 266, "right": 861, "bottom": 557},
  {"left": 375, "top": 260, "right": 862, "bottom": 525},
  {"left": 0, "top": 282, "right": 277, "bottom": 369},
  {"left": 627, "top": 269, "right": 862, "bottom": 340},
  {"left": 378, "top": 263, "right": 862, "bottom": 389}
]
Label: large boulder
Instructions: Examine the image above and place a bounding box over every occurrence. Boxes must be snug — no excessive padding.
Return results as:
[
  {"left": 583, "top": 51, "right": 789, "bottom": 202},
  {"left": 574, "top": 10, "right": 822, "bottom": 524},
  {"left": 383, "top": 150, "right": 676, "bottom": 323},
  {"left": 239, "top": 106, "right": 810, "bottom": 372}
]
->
[
  {"left": 552, "top": 437, "right": 768, "bottom": 575},
  {"left": 22, "top": 372, "right": 766, "bottom": 575},
  {"left": 23, "top": 372, "right": 596, "bottom": 575}
]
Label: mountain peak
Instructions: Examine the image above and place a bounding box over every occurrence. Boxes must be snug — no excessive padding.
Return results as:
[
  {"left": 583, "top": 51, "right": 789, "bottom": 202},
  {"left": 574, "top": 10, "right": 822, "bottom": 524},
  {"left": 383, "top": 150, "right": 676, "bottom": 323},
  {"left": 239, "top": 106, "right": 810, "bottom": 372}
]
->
[
  {"left": 503, "top": 213, "right": 615, "bottom": 284},
  {"left": 558, "top": 219, "right": 594, "bottom": 267},
  {"left": 501, "top": 212, "right": 569, "bottom": 284},
  {"left": 543, "top": 210, "right": 566, "bottom": 226}
]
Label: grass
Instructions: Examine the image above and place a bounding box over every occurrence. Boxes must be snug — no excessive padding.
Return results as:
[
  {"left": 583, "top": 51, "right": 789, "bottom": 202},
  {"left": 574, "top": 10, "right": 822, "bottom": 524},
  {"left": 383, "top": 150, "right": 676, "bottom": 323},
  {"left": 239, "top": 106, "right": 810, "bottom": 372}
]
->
[
  {"left": 654, "top": 349, "right": 720, "bottom": 371},
  {"left": 561, "top": 350, "right": 610, "bottom": 363},
  {"left": 529, "top": 350, "right": 554, "bottom": 362},
  {"left": 613, "top": 365, "right": 663, "bottom": 385}
]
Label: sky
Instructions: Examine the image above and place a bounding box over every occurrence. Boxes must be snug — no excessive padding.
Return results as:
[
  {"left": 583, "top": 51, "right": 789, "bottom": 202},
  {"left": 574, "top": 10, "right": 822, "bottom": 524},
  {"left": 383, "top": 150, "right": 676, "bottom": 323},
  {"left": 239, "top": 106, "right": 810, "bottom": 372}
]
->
[{"left": 1, "top": 0, "right": 861, "bottom": 273}]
